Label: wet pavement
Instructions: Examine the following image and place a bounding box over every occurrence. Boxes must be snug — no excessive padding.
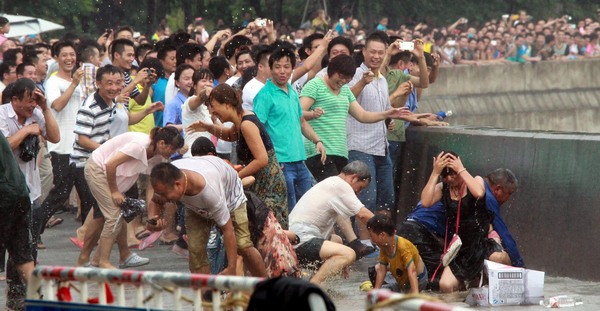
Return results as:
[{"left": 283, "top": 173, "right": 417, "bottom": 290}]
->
[{"left": 2, "top": 216, "right": 599, "bottom": 310}]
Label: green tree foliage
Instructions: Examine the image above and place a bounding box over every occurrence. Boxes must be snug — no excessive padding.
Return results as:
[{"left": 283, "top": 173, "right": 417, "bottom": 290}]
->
[{"left": 1, "top": 0, "right": 598, "bottom": 38}]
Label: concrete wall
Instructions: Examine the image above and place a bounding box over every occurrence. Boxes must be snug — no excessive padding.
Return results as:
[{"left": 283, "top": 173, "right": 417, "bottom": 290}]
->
[
  {"left": 396, "top": 126, "right": 600, "bottom": 281},
  {"left": 419, "top": 59, "right": 600, "bottom": 133}
]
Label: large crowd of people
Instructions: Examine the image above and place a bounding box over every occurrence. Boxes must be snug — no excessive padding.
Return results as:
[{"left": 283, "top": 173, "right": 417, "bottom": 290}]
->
[{"left": 1, "top": 7, "right": 590, "bottom": 309}]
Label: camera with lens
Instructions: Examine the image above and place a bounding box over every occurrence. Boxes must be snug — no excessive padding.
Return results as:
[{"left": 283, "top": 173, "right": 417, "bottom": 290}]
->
[{"left": 19, "top": 134, "right": 40, "bottom": 163}]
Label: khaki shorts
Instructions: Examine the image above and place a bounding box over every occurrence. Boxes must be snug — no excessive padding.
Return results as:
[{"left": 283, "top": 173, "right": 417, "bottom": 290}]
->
[{"left": 185, "top": 202, "right": 253, "bottom": 272}]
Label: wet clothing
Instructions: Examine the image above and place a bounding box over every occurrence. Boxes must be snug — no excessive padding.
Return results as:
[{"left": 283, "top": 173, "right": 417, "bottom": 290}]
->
[
  {"left": 237, "top": 114, "right": 288, "bottom": 229},
  {"left": 398, "top": 201, "right": 445, "bottom": 286},
  {"left": 0, "top": 132, "right": 33, "bottom": 266},
  {"left": 484, "top": 181, "right": 525, "bottom": 267},
  {"left": 246, "top": 191, "right": 300, "bottom": 278},
  {"left": 379, "top": 236, "right": 424, "bottom": 291},
  {"left": 442, "top": 183, "right": 491, "bottom": 282}
]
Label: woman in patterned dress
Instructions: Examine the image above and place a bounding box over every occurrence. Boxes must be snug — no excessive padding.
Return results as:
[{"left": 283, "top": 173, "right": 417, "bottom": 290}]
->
[{"left": 186, "top": 84, "right": 289, "bottom": 229}]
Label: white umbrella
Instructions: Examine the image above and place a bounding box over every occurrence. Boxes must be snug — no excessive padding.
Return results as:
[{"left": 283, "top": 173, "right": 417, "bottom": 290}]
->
[{"left": 0, "top": 13, "right": 64, "bottom": 38}]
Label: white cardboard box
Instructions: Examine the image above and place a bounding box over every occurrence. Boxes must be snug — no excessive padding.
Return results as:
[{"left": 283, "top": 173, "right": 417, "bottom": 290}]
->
[{"left": 466, "top": 260, "right": 545, "bottom": 306}]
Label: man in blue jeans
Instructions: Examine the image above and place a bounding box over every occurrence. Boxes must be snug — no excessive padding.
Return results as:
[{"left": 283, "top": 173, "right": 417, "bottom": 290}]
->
[
  {"left": 254, "top": 47, "right": 325, "bottom": 211},
  {"left": 346, "top": 31, "right": 396, "bottom": 248}
]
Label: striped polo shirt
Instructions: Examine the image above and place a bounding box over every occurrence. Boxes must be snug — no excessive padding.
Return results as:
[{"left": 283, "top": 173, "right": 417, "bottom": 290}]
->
[
  {"left": 300, "top": 77, "right": 356, "bottom": 159},
  {"left": 346, "top": 63, "right": 391, "bottom": 156},
  {"left": 70, "top": 92, "right": 115, "bottom": 167},
  {"left": 123, "top": 71, "right": 140, "bottom": 101}
]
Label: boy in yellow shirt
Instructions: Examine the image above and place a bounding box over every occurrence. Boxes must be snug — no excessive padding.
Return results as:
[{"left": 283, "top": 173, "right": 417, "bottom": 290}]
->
[{"left": 367, "top": 214, "right": 427, "bottom": 293}]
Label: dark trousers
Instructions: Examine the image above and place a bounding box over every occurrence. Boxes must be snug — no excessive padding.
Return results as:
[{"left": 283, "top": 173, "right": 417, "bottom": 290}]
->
[
  {"left": 305, "top": 154, "right": 348, "bottom": 183},
  {"left": 33, "top": 153, "right": 96, "bottom": 243}
]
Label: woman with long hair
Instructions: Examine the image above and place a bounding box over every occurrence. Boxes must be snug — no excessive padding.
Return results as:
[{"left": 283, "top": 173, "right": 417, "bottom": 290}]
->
[{"left": 420, "top": 151, "right": 491, "bottom": 293}]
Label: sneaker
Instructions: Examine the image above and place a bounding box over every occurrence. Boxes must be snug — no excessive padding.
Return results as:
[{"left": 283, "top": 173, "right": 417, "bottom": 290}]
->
[
  {"left": 346, "top": 239, "right": 376, "bottom": 259},
  {"left": 119, "top": 253, "right": 150, "bottom": 269}
]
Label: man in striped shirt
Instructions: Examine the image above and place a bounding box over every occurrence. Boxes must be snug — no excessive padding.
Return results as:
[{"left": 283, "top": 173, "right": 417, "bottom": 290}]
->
[
  {"left": 73, "top": 65, "right": 148, "bottom": 268},
  {"left": 346, "top": 31, "right": 396, "bottom": 249}
]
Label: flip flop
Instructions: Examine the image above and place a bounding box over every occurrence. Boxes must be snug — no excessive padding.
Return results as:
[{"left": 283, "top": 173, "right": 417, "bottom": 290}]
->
[
  {"left": 139, "top": 231, "right": 162, "bottom": 250},
  {"left": 69, "top": 237, "right": 84, "bottom": 250},
  {"left": 46, "top": 217, "right": 64, "bottom": 228},
  {"left": 135, "top": 229, "right": 151, "bottom": 240},
  {"left": 158, "top": 238, "right": 177, "bottom": 245}
]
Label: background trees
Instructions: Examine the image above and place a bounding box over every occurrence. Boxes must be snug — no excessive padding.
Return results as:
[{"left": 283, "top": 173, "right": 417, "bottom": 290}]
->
[{"left": 1, "top": 0, "right": 598, "bottom": 38}]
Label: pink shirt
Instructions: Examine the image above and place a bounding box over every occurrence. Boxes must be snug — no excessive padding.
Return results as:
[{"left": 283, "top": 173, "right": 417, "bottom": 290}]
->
[{"left": 91, "top": 132, "right": 164, "bottom": 192}]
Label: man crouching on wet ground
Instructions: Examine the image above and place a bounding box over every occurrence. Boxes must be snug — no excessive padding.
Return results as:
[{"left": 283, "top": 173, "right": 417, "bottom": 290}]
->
[
  {"left": 148, "top": 158, "right": 267, "bottom": 277},
  {"left": 289, "top": 160, "right": 375, "bottom": 285}
]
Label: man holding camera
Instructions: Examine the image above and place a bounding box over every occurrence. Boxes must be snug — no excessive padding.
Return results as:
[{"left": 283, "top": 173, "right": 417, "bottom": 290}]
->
[
  {"left": 0, "top": 77, "right": 59, "bottom": 310},
  {"left": 0, "top": 78, "right": 60, "bottom": 207}
]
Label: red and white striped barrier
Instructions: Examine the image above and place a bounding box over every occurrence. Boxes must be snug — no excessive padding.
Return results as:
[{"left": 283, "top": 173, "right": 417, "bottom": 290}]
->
[
  {"left": 26, "top": 265, "right": 263, "bottom": 311},
  {"left": 366, "top": 289, "right": 471, "bottom": 311}
]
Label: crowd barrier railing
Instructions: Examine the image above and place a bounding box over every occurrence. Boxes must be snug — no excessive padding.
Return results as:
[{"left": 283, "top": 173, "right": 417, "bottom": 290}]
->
[
  {"left": 366, "top": 288, "right": 471, "bottom": 311},
  {"left": 26, "top": 265, "right": 263, "bottom": 311}
]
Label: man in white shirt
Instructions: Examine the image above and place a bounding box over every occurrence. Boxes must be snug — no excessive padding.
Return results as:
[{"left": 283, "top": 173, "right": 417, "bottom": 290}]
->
[
  {"left": 33, "top": 41, "right": 90, "bottom": 244},
  {"left": 289, "top": 161, "right": 375, "bottom": 285},
  {"left": 149, "top": 156, "right": 267, "bottom": 277},
  {"left": 241, "top": 47, "right": 271, "bottom": 111}
]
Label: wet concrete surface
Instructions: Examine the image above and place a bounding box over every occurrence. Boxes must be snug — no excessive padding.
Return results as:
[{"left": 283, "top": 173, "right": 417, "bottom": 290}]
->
[{"left": 2, "top": 216, "right": 599, "bottom": 310}]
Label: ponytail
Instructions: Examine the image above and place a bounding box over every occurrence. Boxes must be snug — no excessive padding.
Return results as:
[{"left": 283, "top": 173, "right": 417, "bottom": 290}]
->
[{"left": 150, "top": 126, "right": 185, "bottom": 150}]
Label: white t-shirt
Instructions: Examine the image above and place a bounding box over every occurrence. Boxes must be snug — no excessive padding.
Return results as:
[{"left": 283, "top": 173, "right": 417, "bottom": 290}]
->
[
  {"left": 91, "top": 132, "right": 163, "bottom": 192},
  {"left": 164, "top": 73, "right": 177, "bottom": 107},
  {"left": 225, "top": 75, "right": 240, "bottom": 86},
  {"left": 289, "top": 176, "right": 364, "bottom": 246},
  {"left": 292, "top": 72, "right": 309, "bottom": 94},
  {"left": 173, "top": 156, "right": 246, "bottom": 226},
  {"left": 181, "top": 95, "right": 213, "bottom": 158},
  {"left": 45, "top": 75, "right": 81, "bottom": 154},
  {"left": 241, "top": 78, "right": 265, "bottom": 111}
]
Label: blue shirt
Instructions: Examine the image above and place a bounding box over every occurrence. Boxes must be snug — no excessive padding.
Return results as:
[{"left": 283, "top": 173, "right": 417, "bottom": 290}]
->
[
  {"left": 152, "top": 77, "right": 168, "bottom": 127},
  {"left": 163, "top": 91, "right": 187, "bottom": 127},
  {"left": 253, "top": 79, "right": 306, "bottom": 163},
  {"left": 485, "top": 181, "right": 525, "bottom": 267},
  {"left": 407, "top": 201, "right": 446, "bottom": 237}
]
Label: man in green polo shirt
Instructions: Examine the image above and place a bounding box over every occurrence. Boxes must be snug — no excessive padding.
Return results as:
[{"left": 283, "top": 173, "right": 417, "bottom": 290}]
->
[{"left": 253, "top": 47, "right": 325, "bottom": 211}]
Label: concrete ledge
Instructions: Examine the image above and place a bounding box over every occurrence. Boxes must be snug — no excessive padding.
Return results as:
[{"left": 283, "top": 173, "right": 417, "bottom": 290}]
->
[
  {"left": 419, "top": 59, "right": 600, "bottom": 132},
  {"left": 396, "top": 126, "right": 600, "bottom": 281}
]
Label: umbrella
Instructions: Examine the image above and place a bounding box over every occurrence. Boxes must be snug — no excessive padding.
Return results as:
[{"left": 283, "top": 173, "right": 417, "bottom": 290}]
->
[{"left": 0, "top": 13, "right": 64, "bottom": 38}]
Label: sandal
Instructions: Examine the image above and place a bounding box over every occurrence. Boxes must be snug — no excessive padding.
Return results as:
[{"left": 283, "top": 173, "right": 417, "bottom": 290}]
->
[
  {"left": 135, "top": 229, "right": 151, "bottom": 240},
  {"left": 69, "top": 237, "right": 84, "bottom": 250},
  {"left": 46, "top": 217, "right": 64, "bottom": 228}
]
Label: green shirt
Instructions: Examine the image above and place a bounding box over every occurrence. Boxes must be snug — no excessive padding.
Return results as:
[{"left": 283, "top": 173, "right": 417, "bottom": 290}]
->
[
  {"left": 254, "top": 79, "right": 306, "bottom": 163},
  {"left": 300, "top": 77, "right": 356, "bottom": 158},
  {"left": 386, "top": 69, "right": 411, "bottom": 142},
  {"left": 0, "top": 131, "right": 29, "bottom": 199}
]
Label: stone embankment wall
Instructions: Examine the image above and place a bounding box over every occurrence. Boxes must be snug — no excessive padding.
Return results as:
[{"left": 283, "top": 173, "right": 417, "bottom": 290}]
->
[{"left": 419, "top": 59, "right": 600, "bottom": 133}]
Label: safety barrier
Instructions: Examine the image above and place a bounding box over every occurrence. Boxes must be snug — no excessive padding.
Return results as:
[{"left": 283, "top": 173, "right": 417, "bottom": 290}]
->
[
  {"left": 26, "top": 265, "right": 263, "bottom": 311},
  {"left": 366, "top": 289, "right": 470, "bottom": 311}
]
